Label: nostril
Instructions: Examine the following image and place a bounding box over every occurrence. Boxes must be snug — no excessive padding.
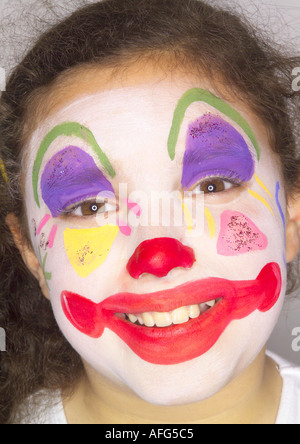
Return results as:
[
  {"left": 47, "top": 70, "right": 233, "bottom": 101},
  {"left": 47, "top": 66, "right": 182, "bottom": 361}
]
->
[{"left": 127, "top": 237, "right": 196, "bottom": 279}]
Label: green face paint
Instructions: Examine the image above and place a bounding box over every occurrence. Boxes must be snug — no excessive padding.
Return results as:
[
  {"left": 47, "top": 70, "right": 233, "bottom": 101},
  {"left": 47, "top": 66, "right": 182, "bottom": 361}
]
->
[
  {"left": 168, "top": 88, "right": 260, "bottom": 161},
  {"left": 37, "top": 246, "right": 52, "bottom": 290},
  {"left": 32, "top": 122, "right": 116, "bottom": 208}
]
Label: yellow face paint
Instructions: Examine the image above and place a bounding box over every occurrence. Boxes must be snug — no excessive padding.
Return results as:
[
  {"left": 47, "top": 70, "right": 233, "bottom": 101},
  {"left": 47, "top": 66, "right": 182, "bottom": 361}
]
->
[
  {"left": 64, "top": 225, "right": 119, "bottom": 278},
  {"left": 248, "top": 189, "right": 274, "bottom": 216},
  {"left": 254, "top": 174, "right": 272, "bottom": 198},
  {"left": 0, "top": 157, "right": 8, "bottom": 183},
  {"left": 204, "top": 207, "right": 216, "bottom": 239},
  {"left": 182, "top": 202, "right": 194, "bottom": 234}
]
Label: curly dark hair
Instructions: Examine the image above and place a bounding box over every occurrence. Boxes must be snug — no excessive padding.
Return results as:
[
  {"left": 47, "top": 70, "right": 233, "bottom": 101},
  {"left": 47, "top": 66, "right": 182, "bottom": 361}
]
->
[{"left": 0, "top": 0, "right": 299, "bottom": 424}]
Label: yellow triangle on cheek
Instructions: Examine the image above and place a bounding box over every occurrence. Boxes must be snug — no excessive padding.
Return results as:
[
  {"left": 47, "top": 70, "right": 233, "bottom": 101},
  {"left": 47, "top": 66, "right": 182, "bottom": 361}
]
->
[{"left": 64, "top": 225, "right": 120, "bottom": 278}]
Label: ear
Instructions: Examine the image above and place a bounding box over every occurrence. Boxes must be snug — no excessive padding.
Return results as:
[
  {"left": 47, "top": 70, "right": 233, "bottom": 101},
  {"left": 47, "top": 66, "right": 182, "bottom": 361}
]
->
[
  {"left": 286, "top": 195, "right": 300, "bottom": 263},
  {"left": 6, "top": 213, "right": 50, "bottom": 300}
]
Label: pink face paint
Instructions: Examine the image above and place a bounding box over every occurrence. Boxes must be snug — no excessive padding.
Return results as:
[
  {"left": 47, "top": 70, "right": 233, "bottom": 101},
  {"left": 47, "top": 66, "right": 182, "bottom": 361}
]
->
[
  {"left": 126, "top": 237, "right": 196, "bottom": 279},
  {"left": 61, "top": 262, "right": 281, "bottom": 365},
  {"left": 37, "top": 214, "right": 51, "bottom": 235},
  {"left": 117, "top": 219, "right": 132, "bottom": 237},
  {"left": 116, "top": 200, "right": 141, "bottom": 237},
  {"left": 217, "top": 211, "right": 268, "bottom": 256},
  {"left": 126, "top": 199, "right": 142, "bottom": 217},
  {"left": 47, "top": 225, "right": 58, "bottom": 249}
]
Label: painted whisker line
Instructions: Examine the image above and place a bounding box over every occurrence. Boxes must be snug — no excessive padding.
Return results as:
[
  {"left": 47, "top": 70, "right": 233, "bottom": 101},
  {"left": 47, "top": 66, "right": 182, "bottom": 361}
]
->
[
  {"left": 37, "top": 214, "right": 51, "bottom": 235},
  {"left": 204, "top": 207, "right": 216, "bottom": 239},
  {"left": 182, "top": 202, "right": 194, "bottom": 233},
  {"left": 275, "top": 182, "right": 286, "bottom": 231},
  {"left": 248, "top": 189, "right": 274, "bottom": 216},
  {"left": 48, "top": 225, "right": 58, "bottom": 249},
  {"left": 255, "top": 174, "right": 272, "bottom": 198},
  {"left": 275, "top": 181, "right": 287, "bottom": 269}
]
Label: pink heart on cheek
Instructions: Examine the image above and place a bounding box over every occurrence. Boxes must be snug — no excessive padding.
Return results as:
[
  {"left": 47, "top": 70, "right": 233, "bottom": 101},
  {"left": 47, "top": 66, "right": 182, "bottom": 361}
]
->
[{"left": 217, "top": 210, "right": 268, "bottom": 256}]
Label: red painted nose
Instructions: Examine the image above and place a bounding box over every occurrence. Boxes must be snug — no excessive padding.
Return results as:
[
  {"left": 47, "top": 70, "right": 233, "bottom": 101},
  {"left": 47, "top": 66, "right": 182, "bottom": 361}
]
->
[{"left": 127, "top": 237, "right": 196, "bottom": 279}]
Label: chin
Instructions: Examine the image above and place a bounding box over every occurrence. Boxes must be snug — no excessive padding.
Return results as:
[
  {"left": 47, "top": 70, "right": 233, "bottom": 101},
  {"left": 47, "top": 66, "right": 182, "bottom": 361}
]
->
[{"left": 105, "top": 309, "right": 281, "bottom": 406}]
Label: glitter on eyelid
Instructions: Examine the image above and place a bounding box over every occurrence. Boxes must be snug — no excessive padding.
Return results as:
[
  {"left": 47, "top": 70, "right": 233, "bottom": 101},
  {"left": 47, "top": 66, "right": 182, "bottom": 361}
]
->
[
  {"left": 182, "top": 114, "right": 255, "bottom": 191},
  {"left": 41, "top": 146, "right": 115, "bottom": 218}
]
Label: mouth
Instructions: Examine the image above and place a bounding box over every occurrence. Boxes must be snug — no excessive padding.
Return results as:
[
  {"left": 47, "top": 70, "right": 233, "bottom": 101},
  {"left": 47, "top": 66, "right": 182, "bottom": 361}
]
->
[
  {"left": 120, "top": 298, "right": 221, "bottom": 328},
  {"left": 61, "top": 262, "right": 281, "bottom": 365}
]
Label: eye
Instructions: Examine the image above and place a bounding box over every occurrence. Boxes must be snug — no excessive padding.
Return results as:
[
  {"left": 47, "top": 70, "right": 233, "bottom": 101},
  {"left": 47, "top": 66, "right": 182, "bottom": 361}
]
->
[
  {"left": 192, "top": 177, "right": 240, "bottom": 195},
  {"left": 66, "top": 199, "right": 117, "bottom": 217}
]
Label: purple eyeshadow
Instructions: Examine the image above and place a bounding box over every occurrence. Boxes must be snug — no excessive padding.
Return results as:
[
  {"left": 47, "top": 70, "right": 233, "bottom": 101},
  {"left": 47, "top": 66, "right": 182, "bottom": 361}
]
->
[
  {"left": 182, "top": 114, "right": 255, "bottom": 190},
  {"left": 41, "top": 146, "right": 115, "bottom": 217}
]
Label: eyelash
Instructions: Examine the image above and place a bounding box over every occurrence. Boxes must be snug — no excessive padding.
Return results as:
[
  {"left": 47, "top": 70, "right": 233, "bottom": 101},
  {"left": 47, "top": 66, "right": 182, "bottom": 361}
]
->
[
  {"left": 59, "top": 173, "right": 243, "bottom": 218},
  {"left": 190, "top": 174, "right": 243, "bottom": 195},
  {"left": 61, "top": 198, "right": 118, "bottom": 218}
]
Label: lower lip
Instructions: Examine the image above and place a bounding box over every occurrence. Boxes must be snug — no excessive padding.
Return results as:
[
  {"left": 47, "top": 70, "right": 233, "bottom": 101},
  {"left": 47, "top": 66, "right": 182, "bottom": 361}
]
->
[{"left": 61, "top": 262, "right": 281, "bottom": 365}]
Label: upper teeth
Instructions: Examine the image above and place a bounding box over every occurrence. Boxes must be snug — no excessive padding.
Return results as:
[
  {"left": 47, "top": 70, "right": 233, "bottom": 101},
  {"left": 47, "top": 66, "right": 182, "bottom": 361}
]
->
[{"left": 126, "top": 300, "right": 217, "bottom": 327}]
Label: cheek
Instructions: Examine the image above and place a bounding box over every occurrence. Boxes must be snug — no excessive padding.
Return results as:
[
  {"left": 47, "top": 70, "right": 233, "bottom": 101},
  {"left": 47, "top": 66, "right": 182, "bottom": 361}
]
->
[
  {"left": 217, "top": 210, "right": 268, "bottom": 256},
  {"left": 62, "top": 201, "right": 141, "bottom": 278},
  {"left": 64, "top": 225, "right": 120, "bottom": 278}
]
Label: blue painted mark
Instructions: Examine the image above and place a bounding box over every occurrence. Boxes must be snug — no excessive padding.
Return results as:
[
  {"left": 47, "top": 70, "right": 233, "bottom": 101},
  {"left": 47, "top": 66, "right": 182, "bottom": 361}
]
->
[
  {"left": 276, "top": 181, "right": 286, "bottom": 230},
  {"left": 276, "top": 181, "right": 287, "bottom": 268}
]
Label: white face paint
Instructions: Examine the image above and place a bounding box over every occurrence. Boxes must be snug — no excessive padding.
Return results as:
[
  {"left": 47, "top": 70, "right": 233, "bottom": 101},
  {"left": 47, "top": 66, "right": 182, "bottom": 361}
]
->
[{"left": 24, "top": 67, "right": 286, "bottom": 405}]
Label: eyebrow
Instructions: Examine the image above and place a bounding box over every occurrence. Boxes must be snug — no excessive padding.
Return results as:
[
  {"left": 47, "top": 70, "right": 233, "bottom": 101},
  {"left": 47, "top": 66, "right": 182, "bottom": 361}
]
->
[
  {"left": 32, "top": 121, "right": 116, "bottom": 208},
  {"left": 168, "top": 88, "right": 260, "bottom": 162}
]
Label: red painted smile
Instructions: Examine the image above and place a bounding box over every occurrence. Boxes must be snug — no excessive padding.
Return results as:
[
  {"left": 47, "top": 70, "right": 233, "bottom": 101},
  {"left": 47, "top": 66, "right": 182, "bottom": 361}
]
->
[{"left": 61, "top": 262, "right": 281, "bottom": 365}]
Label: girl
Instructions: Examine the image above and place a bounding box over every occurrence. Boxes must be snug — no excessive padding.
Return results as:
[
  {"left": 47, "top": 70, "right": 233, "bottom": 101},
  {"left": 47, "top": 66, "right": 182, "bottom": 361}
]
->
[{"left": 0, "top": 0, "right": 300, "bottom": 424}]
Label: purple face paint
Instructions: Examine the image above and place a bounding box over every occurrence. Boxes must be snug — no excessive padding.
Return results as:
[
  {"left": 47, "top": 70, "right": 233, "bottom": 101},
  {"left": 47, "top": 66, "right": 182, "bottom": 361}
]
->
[
  {"left": 182, "top": 114, "right": 255, "bottom": 190},
  {"left": 41, "top": 147, "right": 115, "bottom": 217}
]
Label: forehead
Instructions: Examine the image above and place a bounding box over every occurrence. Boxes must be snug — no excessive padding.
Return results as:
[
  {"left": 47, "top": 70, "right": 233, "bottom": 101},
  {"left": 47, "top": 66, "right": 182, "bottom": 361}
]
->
[
  {"left": 24, "top": 60, "right": 273, "bottom": 185},
  {"left": 25, "top": 60, "right": 268, "bottom": 140}
]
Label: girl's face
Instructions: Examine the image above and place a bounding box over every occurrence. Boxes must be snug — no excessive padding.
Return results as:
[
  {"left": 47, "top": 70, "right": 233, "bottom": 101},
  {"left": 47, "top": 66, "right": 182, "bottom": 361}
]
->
[{"left": 23, "top": 63, "right": 287, "bottom": 405}]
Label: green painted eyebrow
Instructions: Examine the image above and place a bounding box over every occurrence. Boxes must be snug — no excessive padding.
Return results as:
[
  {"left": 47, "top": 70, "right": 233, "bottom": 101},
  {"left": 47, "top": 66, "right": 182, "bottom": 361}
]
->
[
  {"left": 167, "top": 88, "right": 261, "bottom": 161},
  {"left": 32, "top": 122, "right": 116, "bottom": 208}
]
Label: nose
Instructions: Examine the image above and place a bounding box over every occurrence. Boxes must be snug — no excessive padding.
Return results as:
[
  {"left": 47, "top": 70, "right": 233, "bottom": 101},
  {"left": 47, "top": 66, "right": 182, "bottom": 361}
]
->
[{"left": 127, "top": 237, "right": 196, "bottom": 279}]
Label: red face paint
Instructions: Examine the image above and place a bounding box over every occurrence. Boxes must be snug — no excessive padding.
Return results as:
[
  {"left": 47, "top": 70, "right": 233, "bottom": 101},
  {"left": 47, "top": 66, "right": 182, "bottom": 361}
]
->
[
  {"left": 61, "top": 262, "right": 281, "bottom": 365},
  {"left": 126, "top": 237, "right": 196, "bottom": 279}
]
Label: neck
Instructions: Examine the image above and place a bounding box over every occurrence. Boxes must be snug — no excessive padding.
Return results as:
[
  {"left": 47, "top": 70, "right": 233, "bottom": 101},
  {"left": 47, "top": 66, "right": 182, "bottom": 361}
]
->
[{"left": 64, "top": 349, "right": 282, "bottom": 424}]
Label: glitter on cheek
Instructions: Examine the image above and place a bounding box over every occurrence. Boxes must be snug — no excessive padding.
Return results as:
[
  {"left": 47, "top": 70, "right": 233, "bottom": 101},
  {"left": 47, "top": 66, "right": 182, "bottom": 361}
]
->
[
  {"left": 217, "top": 210, "right": 268, "bottom": 256},
  {"left": 32, "top": 219, "right": 37, "bottom": 237},
  {"left": 40, "top": 233, "right": 46, "bottom": 249},
  {"left": 64, "top": 225, "right": 120, "bottom": 278}
]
